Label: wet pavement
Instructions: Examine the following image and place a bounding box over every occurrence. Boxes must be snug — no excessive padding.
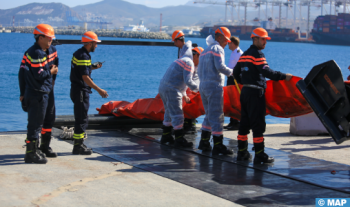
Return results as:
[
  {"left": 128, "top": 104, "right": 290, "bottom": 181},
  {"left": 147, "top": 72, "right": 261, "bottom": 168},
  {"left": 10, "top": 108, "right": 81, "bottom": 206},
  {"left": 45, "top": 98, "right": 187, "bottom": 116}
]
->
[
  {"left": 85, "top": 129, "right": 350, "bottom": 206},
  {"left": 129, "top": 128, "right": 350, "bottom": 193}
]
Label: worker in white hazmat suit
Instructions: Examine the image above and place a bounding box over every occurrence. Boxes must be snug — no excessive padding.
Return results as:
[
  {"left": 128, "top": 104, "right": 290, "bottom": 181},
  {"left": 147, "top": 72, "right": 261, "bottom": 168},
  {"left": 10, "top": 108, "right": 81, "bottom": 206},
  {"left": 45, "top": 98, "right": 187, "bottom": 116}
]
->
[
  {"left": 197, "top": 27, "right": 234, "bottom": 155},
  {"left": 159, "top": 41, "right": 200, "bottom": 148}
]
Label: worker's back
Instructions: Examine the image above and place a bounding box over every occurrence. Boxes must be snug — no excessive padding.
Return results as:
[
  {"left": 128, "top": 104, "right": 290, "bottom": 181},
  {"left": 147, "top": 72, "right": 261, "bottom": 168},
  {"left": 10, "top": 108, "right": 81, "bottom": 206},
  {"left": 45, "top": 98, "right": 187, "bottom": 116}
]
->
[{"left": 198, "top": 36, "right": 231, "bottom": 86}]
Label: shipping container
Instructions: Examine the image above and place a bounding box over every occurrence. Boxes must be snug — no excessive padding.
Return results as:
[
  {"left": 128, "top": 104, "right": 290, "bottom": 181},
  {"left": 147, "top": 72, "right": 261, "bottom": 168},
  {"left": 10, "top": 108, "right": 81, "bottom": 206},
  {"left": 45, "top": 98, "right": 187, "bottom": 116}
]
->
[{"left": 323, "top": 28, "right": 330, "bottom": 32}]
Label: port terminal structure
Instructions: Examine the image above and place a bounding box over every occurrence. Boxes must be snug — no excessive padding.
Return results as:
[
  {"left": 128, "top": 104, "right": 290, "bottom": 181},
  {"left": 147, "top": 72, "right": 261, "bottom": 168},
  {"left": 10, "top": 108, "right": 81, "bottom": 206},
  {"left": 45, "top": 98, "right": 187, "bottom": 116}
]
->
[{"left": 194, "top": 0, "right": 350, "bottom": 38}]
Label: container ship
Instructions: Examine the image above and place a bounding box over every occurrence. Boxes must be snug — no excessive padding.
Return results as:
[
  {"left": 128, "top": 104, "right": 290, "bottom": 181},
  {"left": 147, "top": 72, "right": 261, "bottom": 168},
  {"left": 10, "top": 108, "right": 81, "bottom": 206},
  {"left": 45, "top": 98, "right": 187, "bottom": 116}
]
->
[{"left": 311, "top": 13, "right": 350, "bottom": 45}]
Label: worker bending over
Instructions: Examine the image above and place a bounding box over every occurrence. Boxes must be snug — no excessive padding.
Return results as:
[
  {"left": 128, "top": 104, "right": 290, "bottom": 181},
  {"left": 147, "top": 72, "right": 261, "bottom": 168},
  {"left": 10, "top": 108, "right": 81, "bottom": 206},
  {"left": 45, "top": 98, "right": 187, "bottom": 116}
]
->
[
  {"left": 233, "top": 28, "right": 292, "bottom": 164},
  {"left": 171, "top": 30, "right": 198, "bottom": 133},
  {"left": 19, "top": 24, "right": 58, "bottom": 164},
  {"left": 224, "top": 36, "right": 243, "bottom": 131},
  {"left": 159, "top": 42, "right": 200, "bottom": 148},
  {"left": 197, "top": 27, "right": 234, "bottom": 155},
  {"left": 70, "top": 31, "right": 108, "bottom": 155}
]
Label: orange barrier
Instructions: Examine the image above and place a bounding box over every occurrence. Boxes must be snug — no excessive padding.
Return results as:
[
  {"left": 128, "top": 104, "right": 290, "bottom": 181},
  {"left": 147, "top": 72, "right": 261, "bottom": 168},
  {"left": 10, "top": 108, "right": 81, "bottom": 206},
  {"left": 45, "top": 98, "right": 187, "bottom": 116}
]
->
[{"left": 97, "top": 76, "right": 313, "bottom": 121}]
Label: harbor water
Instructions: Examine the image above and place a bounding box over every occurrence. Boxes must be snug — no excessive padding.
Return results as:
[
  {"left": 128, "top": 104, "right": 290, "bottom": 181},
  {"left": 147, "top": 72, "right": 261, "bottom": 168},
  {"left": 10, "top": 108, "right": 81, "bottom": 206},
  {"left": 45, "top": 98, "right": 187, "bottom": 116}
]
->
[{"left": 1, "top": 33, "right": 349, "bottom": 132}]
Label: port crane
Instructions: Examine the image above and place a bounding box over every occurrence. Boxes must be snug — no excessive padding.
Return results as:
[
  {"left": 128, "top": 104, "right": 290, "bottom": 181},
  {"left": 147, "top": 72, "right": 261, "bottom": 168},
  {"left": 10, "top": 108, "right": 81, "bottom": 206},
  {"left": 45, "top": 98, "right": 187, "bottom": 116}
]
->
[{"left": 194, "top": 0, "right": 350, "bottom": 34}]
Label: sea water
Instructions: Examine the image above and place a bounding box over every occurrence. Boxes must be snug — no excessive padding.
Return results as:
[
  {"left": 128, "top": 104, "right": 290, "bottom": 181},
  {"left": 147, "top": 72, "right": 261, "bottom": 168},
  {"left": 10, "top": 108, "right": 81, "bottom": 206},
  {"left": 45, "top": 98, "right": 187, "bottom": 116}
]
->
[{"left": 1, "top": 33, "right": 349, "bottom": 132}]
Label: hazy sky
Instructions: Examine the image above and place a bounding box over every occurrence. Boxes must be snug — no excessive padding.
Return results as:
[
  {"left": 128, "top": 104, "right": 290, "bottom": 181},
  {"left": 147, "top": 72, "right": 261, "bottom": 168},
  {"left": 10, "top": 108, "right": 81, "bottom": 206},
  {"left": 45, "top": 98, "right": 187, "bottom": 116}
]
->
[{"left": 0, "top": 0, "right": 191, "bottom": 9}]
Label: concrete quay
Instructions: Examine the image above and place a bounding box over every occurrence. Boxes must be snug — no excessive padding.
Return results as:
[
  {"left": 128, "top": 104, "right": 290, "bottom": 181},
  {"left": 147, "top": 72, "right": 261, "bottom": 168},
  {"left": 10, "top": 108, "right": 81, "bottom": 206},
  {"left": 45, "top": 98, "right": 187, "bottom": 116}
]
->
[
  {"left": 6, "top": 27, "right": 171, "bottom": 40},
  {"left": 1, "top": 124, "right": 349, "bottom": 206}
]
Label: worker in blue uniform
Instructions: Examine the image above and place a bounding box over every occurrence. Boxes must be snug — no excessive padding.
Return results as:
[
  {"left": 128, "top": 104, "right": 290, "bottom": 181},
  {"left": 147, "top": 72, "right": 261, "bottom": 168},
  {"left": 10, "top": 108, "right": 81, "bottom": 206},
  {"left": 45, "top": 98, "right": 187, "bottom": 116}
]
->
[
  {"left": 18, "top": 24, "right": 58, "bottom": 164},
  {"left": 70, "top": 31, "right": 108, "bottom": 155},
  {"left": 233, "top": 28, "right": 292, "bottom": 164}
]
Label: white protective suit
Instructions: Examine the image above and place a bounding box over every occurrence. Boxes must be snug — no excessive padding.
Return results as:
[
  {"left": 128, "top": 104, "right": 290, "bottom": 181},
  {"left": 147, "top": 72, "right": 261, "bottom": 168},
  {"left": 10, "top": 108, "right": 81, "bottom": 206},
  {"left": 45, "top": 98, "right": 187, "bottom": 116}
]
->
[
  {"left": 159, "top": 41, "right": 199, "bottom": 129},
  {"left": 198, "top": 35, "right": 233, "bottom": 135}
]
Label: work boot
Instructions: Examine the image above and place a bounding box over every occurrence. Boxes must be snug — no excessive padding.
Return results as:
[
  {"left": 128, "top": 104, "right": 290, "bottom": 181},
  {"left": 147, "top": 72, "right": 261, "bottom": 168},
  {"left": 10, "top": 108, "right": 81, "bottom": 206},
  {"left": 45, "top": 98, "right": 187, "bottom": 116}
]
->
[
  {"left": 253, "top": 142, "right": 274, "bottom": 164},
  {"left": 32, "top": 139, "right": 46, "bottom": 158},
  {"left": 72, "top": 138, "right": 92, "bottom": 155},
  {"left": 236, "top": 140, "right": 251, "bottom": 161},
  {"left": 198, "top": 130, "right": 212, "bottom": 151},
  {"left": 212, "top": 135, "right": 233, "bottom": 155},
  {"left": 224, "top": 121, "right": 240, "bottom": 131},
  {"left": 184, "top": 118, "right": 197, "bottom": 134},
  {"left": 24, "top": 140, "right": 48, "bottom": 164},
  {"left": 39, "top": 132, "right": 57, "bottom": 157},
  {"left": 160, "top": 125, "right": 174, "bottom": 145},
  {"left": 174, "top": 129, "right": 193, "bottom": 148}
]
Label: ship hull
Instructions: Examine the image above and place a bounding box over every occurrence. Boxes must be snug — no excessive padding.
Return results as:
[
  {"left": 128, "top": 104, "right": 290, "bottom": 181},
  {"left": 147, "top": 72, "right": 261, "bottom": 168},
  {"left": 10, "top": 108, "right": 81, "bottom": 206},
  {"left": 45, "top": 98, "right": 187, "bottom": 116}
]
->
[{"left": 311, "top": 32, "right": 350, "bottom": 46}]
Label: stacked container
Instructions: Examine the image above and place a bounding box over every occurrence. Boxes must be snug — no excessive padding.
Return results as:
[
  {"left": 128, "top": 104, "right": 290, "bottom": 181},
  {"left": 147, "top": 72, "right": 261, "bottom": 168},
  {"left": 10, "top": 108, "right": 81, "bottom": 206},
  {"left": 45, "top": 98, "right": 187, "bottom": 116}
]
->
[{"left": 313, "top": 13, "right": 350, "bottom": 34}]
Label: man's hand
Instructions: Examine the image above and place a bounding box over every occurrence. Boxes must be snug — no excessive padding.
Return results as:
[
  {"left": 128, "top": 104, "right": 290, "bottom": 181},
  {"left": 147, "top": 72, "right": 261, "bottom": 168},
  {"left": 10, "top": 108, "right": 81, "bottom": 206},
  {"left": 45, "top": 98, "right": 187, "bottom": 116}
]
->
[
  {"left": 50, "top": 65, "right": 58, "bottom": 75},
  {"left": 184, "top": 96, "right": 191, "bottom": 103},
  {"left": 98, "top": 89, "right": 108, "bottom": 98},
  {"left": 285, "top": 73, "right": 293, "bottom": 81},
  {"left": 348, "top": 65, "right": 350, "bottom": 70},
  {"left": 92, "top": 63, "right": 102, "bottom": 70},
  {"left": 20, "top": 96, "right": 24, "bottom": 102}
]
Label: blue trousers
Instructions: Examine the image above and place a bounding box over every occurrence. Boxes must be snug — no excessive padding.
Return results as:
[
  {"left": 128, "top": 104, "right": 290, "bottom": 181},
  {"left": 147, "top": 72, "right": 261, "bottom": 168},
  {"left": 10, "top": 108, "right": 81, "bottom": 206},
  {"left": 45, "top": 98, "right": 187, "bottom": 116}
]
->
[
  {"left": 238, "top": 87, "right": 266, "bottom": 138},
  {"left": 43, "top": 89, "right": 56, "bottom": 129},
  {"left": 71, "top": 88, "right": 90, "bottom": 134},
  {"left": 25, "top": 90, "right": 49, "bottom": 141}
]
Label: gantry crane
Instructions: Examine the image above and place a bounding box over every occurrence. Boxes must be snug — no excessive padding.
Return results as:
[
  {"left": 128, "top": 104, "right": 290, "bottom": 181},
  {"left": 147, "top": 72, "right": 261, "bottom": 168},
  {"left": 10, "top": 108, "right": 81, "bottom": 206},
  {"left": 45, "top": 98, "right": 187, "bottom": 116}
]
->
[{"left": 193, "top": 0, "right": 350, "bottom": 33}]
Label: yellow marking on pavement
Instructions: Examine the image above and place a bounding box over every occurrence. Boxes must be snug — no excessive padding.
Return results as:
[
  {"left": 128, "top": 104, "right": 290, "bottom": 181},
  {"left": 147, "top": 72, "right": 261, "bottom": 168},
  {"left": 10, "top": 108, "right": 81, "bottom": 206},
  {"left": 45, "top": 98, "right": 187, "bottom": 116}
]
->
[{"left": 32, "top": 171, "right": 122, "bottom": 205}]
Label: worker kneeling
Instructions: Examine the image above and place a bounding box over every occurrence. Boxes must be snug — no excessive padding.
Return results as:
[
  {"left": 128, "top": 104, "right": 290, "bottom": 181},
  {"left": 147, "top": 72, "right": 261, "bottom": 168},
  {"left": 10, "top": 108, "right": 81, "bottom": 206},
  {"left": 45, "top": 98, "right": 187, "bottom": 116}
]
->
[
  {"left": 197, "top": 27, "right": 234, "bottom": 155},
  {"left": 233, "top": 28, "right": 292, "bottom": 164},
  {"left": 159, "top": 42, "right": 200, "bottom": 148}
]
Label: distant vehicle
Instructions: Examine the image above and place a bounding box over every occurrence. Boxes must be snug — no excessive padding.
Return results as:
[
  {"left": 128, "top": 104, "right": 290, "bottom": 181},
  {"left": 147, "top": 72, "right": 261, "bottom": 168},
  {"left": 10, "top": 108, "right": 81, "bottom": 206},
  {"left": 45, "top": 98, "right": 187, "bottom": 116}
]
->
[
  {"left": 311, "top": 13, "right": 350, "bottom": 45},
  {"left": 124, "top": 20, "right": 149, "bottom": 32}
]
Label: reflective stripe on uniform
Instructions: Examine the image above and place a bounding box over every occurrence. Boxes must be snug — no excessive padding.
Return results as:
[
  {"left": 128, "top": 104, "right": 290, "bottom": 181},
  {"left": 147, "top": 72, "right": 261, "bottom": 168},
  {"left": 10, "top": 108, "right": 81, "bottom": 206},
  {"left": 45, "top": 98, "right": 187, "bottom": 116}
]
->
[
  {"left": 238, "top": 55, "right": 267, "bottom": 65},
  {"left": 73, "top": 132, "right": 85, "bottom": 139},
  {"left": 253, "top": 137, "right": 264, "bottom": 143},
  {"left": 200, "top": 51, "right": 222, "bottom": 57},
  {"left": 26, "top": 53, "right": 47, "bottom": 63},
  {"left": 72, "top": 56, "right": 91, "bottom": 66},
  {"left": 175, "top": 59, "right": 193, "bottom": 72},
  {"left": 24, "top": 54, "right": 48, "bottom": 68},
  {"left": 237, "top": 135, "right": 248, "bottom": 141}
]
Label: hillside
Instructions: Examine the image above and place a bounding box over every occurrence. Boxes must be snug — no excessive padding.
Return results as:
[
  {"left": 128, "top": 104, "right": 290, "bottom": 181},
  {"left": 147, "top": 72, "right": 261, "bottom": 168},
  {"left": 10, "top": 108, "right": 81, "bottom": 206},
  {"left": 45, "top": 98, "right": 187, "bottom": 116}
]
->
[
  {"left": 72, "top": 0, "right": 323, "bottom": 28},
  {"left": 0, "top": 3, "right": 80, "bottom": 27},
  {"left": 72, "top": 0, "right": 225, "bottom": 27}
]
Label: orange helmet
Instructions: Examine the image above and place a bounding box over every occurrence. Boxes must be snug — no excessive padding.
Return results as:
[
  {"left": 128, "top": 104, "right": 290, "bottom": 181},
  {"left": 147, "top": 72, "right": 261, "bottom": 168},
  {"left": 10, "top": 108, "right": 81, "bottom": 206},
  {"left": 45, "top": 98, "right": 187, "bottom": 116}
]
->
[
  {"left": 215, "top": 27, "right": 231, "bottom": 42},
  {"left": 172, "top": 30, "right": 185, "bottom": 42},
  {"left": 192, "top": 47, "right": 204, "bottom": 55},
  {"left": 82, "top": 31, "right": 101, "bottom": 43},
  {"left": 33, "top": 24, "right": 55, "bottom": 38},
  {"left": 251, "top": 28, "right": 271, "bottom": 40}
]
